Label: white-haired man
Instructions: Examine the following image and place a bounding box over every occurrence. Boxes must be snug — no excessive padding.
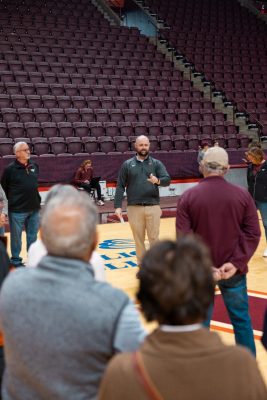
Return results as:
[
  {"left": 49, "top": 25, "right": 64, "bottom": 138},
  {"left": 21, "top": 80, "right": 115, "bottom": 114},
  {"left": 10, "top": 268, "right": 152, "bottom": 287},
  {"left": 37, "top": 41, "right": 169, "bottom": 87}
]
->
[
  {"left": 0, "top": 190, "right": 145, "bottom": 400},
  {"left": 1, "top": 141, "right": 41, "bottom": 267},
  {"left": 176, "top": 147, "right": 261, "bottom": 356}
]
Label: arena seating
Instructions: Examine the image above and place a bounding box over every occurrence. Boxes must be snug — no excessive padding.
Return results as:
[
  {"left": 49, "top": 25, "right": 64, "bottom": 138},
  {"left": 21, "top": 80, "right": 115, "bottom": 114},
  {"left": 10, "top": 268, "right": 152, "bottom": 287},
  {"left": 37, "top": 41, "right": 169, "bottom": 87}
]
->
[
  {"left": 0, "top": 0, "right": 250, "bottom": 182},
  {"left": 148, "top": 0, "right": 267, "bottom": 134}
]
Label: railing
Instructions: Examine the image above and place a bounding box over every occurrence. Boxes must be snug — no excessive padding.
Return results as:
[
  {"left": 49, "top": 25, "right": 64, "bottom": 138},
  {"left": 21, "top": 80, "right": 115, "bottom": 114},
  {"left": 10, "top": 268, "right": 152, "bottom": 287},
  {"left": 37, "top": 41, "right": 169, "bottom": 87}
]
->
[
  {"left": 234, "top": 105, "right": 262, "bottom": 142},
  {"left": 107, "top": 0, "right": 123, "bottom": 7},
  {"left": 106, "top": 0, "right": 124, "bottom": 19}
]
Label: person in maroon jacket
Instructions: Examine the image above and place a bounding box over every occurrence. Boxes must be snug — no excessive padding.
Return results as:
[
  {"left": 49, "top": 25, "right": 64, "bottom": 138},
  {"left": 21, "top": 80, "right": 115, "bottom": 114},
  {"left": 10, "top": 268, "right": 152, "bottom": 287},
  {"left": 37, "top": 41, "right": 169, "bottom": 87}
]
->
[
  {"left": 176, "top": 147, "right": 261, "bottom": 356},
  {"left": 74, "top": 160, "right": 104, "bottom": 206}
]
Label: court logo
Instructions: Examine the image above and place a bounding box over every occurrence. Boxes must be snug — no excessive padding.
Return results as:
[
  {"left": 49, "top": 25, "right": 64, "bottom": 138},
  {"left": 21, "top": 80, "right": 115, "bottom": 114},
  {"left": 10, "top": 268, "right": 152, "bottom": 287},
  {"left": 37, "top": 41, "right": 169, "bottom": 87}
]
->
[{"left": 99, "top": 239, "right": 135, "bottom": 249}]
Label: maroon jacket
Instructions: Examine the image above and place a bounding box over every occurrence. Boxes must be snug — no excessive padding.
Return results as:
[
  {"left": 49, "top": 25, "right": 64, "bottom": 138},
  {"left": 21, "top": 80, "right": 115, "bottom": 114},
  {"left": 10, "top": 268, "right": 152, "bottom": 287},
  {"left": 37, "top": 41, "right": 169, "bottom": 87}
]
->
[
  {"left": 176, "top": 176, "right": 261, "bottom": 274},
  {"left": 74, "top": 166, "right": 93, "bottom": 185}
]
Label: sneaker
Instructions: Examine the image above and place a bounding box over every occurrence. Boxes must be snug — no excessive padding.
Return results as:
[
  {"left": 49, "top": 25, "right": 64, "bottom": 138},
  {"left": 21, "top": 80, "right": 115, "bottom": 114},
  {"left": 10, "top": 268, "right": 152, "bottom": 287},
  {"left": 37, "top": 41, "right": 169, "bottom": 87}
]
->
[
  {"left": 263, "top": 248, "right": 267, "bottom": 257},
  {"left": 11, "top": 262, "right": 25, "bottom": 268},
  {"left": 97, "top": 200, "right": 104, "bottom": 206}
]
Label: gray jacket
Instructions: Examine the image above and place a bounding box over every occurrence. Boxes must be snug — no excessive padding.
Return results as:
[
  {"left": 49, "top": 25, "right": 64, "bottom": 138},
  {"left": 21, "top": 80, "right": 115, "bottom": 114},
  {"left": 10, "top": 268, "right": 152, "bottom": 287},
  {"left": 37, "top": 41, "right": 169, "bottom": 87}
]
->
[
  {"left": 0, "top": 185, "right": 7, "bottom": 215},
  {"left": 114, "top": 155, "right": 170, "bottom": 208},
  {"left": 0, "top": 256, "right": 134, "bottom": 400}
]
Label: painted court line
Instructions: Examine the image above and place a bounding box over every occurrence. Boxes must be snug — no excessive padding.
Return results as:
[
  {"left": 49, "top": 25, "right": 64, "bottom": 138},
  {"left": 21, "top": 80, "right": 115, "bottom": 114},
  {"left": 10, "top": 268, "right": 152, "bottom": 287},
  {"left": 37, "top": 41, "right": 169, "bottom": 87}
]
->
[{"left": 211, "top": 321, "right": 262, "bottom": 340}]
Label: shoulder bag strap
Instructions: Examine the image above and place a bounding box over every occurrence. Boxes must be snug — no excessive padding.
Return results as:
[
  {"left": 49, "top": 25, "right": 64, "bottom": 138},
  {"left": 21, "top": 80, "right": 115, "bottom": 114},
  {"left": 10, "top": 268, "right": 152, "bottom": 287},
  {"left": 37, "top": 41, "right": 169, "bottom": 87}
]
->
[{"left": 132, "top": 351, "right": 164, "bottom": 400}]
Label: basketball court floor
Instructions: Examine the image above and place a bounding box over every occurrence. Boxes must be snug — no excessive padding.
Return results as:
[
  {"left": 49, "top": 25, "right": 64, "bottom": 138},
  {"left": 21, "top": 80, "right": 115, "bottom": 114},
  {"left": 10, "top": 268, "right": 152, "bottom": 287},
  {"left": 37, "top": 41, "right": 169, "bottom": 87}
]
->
[{"left": 13, "top": 214, "right": 267, "bottom": 385}]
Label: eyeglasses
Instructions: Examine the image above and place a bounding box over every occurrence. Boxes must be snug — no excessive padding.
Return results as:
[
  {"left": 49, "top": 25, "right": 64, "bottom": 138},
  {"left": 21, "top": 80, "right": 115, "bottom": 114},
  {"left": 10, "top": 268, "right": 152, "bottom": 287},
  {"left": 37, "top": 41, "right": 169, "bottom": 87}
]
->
[{"left": 19, "top": 148, "right": 30, "bottom": 152}]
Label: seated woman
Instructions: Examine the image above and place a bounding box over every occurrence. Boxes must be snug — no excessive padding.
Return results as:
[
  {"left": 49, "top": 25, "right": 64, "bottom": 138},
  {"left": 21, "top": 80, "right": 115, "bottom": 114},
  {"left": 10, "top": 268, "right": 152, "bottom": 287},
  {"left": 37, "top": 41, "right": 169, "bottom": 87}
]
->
[
  {"left": 99, "top": 237, "right": 267, "bottom": 400},
  {"left": 74, "top": 160, "right": 104, "bottom": 206}
]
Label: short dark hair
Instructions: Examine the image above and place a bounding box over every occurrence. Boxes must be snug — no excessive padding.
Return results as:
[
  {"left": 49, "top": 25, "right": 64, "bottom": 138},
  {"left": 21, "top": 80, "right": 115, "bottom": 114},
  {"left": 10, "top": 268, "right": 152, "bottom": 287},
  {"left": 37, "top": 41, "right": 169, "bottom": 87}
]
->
[{"left": 137, "top": 236, "right": 214, "bottom": 325}]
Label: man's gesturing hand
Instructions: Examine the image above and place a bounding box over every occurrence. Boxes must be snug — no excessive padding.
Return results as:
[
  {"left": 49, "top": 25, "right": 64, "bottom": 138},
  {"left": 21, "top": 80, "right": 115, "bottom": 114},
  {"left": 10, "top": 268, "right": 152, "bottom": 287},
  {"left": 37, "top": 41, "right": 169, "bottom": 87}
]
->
[{"left": 147, "top": 173, "right": 160, "bottom": 185}]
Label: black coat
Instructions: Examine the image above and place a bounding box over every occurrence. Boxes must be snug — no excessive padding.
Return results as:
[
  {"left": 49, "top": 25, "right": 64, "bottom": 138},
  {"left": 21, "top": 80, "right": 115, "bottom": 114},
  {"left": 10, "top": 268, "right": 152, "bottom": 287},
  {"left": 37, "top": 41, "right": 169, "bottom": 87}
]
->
[
  {"left": 1, "top": 159, "right": 41, "bottom": 212},
  {"left": 247, "top": 160, "right": 267, "bottom": 202}
]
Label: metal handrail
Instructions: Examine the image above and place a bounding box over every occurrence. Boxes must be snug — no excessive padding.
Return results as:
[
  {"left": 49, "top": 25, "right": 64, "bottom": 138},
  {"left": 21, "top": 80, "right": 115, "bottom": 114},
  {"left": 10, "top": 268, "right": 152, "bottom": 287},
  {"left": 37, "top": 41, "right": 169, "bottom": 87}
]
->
[
  {"left": 237, "top": 106, "right": 262, "bottom": 141},
  {"left": 104, "top": 0, "right": 123, "bottom": 20}
]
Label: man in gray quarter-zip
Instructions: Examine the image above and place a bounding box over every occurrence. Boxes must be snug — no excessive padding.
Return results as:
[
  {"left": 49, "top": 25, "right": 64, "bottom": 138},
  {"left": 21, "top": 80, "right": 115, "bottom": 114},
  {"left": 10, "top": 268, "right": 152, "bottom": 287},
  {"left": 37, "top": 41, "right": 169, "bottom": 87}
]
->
[
  {"left": 114, "top": 135, "right": 171, "bottom": 266},
  {"left": 0, "top": 189, "right": 145, "bottom": 400}
]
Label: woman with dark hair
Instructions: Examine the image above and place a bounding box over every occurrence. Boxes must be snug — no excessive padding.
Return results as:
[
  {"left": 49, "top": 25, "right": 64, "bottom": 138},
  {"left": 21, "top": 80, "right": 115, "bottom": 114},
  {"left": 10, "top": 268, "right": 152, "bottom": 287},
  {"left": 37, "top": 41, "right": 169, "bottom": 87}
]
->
[
  {"left": 74, "top": 160, "right": 104, "bottom": 206},
  {"left": 99, "top": 237, "right": 267, "bottom": 400},
  {"left": 246, "top": 147, "right": 267, "bottom": 256}
]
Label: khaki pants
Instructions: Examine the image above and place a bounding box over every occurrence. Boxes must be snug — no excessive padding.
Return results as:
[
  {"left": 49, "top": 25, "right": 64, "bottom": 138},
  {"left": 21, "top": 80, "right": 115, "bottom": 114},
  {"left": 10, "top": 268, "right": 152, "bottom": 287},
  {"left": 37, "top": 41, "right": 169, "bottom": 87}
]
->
[{"left": 127, "top": 205, "right": 162, "bottom": 265}]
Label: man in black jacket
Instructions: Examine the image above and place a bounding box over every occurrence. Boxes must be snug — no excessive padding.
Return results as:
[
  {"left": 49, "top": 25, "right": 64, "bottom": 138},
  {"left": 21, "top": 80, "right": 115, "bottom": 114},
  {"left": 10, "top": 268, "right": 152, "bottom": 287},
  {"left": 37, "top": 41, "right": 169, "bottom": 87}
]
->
[
  {"left": 114, "top": 135, "right": 170, "bottom": 266},
  {"left": 1, "top": 141, "right": 41, "bottom": 267}
]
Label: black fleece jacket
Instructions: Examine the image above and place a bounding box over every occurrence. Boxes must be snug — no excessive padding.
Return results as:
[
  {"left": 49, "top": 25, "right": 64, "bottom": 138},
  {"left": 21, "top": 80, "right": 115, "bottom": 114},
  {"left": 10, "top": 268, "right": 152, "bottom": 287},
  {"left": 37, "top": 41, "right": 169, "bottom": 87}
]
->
[
  {"left": 1, "top": 160, "right": 41, "bottom": 212},
  {"left": 114, "top": 155, "right": 170, "bottom": 208},
  {"left": 247, "top": 160, "right": 267, "bottom": 202}
]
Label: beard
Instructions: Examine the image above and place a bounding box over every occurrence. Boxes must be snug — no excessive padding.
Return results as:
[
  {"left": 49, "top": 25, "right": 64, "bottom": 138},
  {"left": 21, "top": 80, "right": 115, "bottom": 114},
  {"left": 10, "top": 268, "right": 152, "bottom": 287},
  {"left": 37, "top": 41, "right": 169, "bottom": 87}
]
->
[{"left": 137, "top": 149, "right": 149, "bottom": 157}]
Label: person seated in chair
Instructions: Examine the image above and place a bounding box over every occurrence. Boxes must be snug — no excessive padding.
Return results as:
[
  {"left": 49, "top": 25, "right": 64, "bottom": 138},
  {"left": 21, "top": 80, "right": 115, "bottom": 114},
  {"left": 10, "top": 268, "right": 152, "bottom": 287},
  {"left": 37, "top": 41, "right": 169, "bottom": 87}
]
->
[{"left": 74, "top": 160, "right": 104, "bottom": 206}]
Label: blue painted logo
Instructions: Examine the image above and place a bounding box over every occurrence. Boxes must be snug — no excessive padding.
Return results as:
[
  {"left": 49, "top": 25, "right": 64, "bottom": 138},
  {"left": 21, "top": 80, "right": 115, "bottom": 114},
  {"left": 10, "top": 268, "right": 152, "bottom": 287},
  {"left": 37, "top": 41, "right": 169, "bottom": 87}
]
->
[{"left": 99, "top": 239, "right": 135, "bottom": 249}]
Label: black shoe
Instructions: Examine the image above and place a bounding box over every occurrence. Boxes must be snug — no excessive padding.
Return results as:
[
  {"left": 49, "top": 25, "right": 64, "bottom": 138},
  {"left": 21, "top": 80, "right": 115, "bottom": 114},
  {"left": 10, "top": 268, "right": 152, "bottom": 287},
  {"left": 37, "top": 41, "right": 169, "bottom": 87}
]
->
[{"left": 11, "top": 262, "right": 25, "bottom": 268}]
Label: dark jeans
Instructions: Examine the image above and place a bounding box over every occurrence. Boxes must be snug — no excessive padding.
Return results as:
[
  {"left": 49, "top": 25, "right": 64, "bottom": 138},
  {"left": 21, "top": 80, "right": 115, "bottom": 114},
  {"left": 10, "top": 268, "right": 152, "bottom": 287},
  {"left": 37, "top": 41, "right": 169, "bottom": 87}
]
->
[
  {"left": 79, "top": 182, "right": 102, "bottom": 200},
  {"left": 204, "top": 274, "right": 256, "bottom": 356},
  {"left": 9, "top": 211, "right": 39, "bottom": 267},
  {"left": 255, "top": 200, "right": 267, "bottom": 241}
]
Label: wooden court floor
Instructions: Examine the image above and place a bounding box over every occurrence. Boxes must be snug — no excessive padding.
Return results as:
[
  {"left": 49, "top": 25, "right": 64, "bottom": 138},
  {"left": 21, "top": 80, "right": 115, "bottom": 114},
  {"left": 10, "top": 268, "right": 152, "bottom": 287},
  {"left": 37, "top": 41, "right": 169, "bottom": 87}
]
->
[{"left": 14, "top": 215, "right": 267, "bottom": 385}]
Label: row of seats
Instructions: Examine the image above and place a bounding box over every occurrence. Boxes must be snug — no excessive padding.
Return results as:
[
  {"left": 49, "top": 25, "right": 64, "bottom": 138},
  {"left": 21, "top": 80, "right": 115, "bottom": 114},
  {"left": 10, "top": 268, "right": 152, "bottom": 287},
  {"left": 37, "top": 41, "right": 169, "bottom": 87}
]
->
[
  {"left": 0, "top": 40, "right": 155, "bottom": 57},
  {"left": 0, "top": 51, "right": 164, "bottom": 63},
  {"left": 0, "top": 133, "right": 248, "bottom": 156},
  {"left": 161, "top": 30, "right": 267, "bottom": 40},
  {"left": 221, "top": 82, "right": 267, "bottom": 92},
  {"left": 0, "top": 54, "right": 171, "bottom": 67},
  {"left": 168, "top": 38, "right": 267, "bottom": 47},
  {"left": 0, "top": 121, "right": 237, "bottom": 139},
  {"left": 192, "top": 62, "right": 267, "bottom": 72},
  {"left": 0, "top": 37, "right": 152, "bottom": 51},
  {"left": 0, "top": 83, "right": 198, "bottom": 98},
  {"left": 0, "top": 16, "right": 108, "bottom": 26},
  {"left": 0, "top": 95, "right": 212, "bottom": 110},
  {"left": 204, "top": 72, "right": 267, "bottom": 83},
  {"left": 0, "top": 22, "right": 114, "bottom": 32},
  {"left": 0, "top": 65, "right": 180, "bottom": 79},
  {"left": 0, "top": 58, "right": 172, "bottom": 71},
  {"left": 183, "top": 48, "right": 267, "bottom": 57},
  {"left": 166, "top": 34, "right": 267, "bottom": 48},
  {"left": 0, "top": 72, "right": 188, "bottom": 87},
  {"left": 226, "top": 92, "right": 267, "bottom": 102},
  {"left": 0, "top": 32, "right": 150, "bottom": 44},
  {"left": 0, "top": 26, "right": 139, "bottom": 39},
  {"left": 231, "top": 102, "right": 267, "bottom": 112},
  {"left": 0, "top": 108, "right": 224, "bottom": 124}
]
